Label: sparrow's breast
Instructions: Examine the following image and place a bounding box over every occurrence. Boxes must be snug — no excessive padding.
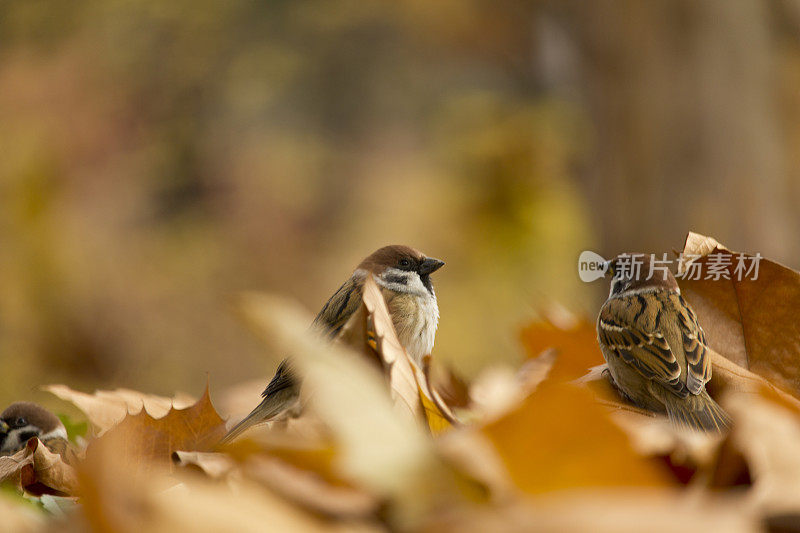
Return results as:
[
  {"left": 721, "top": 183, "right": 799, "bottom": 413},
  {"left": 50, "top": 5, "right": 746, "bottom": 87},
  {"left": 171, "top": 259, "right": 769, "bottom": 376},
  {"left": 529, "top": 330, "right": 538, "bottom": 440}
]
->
[{"left": 384, "top": 290, "right": 439, "bottom": 364}]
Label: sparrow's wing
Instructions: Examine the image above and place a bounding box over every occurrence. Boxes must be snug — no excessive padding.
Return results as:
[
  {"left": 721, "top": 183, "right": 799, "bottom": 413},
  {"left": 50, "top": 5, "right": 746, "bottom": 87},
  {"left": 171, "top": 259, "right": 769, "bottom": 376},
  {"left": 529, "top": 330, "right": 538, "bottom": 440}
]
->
[
  {"left": 672, "top": 293, "right": 712, "bottom": 395},
  {"left": 221, "top": 274, "right": 367, "bottom": 445},
  {"left": 598, "top": 296, "right": 685, "bottom": 397},
  {"left": 312, "top": 274, "right": 365, "bottom": 337},
  {"left": 221, "top": 360, "right": 301, "bottom": 444},
  {"left": 261, "top": 359, "right": 296, "bottom": 398}
]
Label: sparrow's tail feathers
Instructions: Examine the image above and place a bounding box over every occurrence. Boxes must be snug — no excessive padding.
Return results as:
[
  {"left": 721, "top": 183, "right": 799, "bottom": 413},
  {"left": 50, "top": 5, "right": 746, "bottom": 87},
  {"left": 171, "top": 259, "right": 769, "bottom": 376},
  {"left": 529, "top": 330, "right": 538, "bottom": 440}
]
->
[
  {"left": 219, "top": 388, "right": 299, "bottom": 445},
  {"left": 663, "top": 390, "right": 731, "bottom": 433},
  {"left": 220, "top": 360, "right": 301, "bottom": 445}
]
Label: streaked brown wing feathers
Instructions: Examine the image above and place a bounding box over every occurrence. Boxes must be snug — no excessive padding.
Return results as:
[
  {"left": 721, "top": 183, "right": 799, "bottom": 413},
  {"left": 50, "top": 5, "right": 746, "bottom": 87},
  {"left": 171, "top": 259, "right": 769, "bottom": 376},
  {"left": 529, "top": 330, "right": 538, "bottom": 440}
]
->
[{"left": 598, "top": 296, "right": 684, "bottom": 395}]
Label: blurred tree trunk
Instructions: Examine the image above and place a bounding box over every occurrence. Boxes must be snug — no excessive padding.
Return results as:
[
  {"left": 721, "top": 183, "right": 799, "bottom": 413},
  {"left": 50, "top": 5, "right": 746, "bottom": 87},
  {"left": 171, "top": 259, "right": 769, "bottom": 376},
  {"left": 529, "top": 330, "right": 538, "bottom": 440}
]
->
[{"left": 548, "top": 0, "right": 798, "bottom": 263}]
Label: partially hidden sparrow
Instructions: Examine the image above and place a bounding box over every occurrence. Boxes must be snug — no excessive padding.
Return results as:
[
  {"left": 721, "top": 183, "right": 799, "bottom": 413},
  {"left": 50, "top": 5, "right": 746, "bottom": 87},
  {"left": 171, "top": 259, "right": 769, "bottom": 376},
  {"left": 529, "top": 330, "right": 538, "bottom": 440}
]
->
[
  {"left": 0, "top": 402, "right": 74, "bottom": 461},
  {"left": 222, "top": 245, "right": 445, "bottom": 443},
  {"left": 596, "top": 253, "right": 731, "bottom": 432}
]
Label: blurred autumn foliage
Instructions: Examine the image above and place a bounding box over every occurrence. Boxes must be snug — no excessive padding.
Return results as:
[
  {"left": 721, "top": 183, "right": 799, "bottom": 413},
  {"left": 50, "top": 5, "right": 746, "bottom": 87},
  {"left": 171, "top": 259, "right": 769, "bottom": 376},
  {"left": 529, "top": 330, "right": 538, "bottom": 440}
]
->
[
  {"left": 5, "top": 0, "right": 800, "bottom": 409},
  {"left": 4, "top": 0, "right": 800, "bottom": 529}
]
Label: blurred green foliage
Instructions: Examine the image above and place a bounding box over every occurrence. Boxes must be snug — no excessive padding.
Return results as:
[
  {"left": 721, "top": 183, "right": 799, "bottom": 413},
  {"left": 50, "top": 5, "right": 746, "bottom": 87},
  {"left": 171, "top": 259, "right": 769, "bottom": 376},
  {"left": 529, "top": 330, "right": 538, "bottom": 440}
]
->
[{"left": 56, "top": 414, "right": 88, "bottom": 443}]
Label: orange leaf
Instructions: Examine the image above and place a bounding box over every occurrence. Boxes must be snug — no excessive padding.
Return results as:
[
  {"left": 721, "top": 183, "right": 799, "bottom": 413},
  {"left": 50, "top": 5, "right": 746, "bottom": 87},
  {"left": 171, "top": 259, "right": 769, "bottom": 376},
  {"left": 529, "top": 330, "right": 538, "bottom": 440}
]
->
[
  {"left": 481, "top": 382, "right": 671, "bottom": 494},
  {"left": 520, "top": 318, "right": 603, "bottom": 382}
]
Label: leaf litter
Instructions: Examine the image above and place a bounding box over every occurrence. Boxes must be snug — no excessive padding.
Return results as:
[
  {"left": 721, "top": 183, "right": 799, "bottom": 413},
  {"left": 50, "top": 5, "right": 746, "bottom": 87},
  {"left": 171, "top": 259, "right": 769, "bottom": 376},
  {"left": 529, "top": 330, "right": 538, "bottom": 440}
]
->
[{"left": 5, "top": 231, "right": 800, "bottom": 531}]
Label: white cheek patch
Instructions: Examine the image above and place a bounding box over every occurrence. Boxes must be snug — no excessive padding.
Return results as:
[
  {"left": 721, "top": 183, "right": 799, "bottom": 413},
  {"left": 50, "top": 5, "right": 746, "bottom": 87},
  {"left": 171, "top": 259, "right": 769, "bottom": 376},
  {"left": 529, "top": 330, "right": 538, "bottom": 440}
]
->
[
  {"left": 378, "top": 267, "right": 428, "bottom": 297},
  {"left": 40, "top": 427, "right": 68, "bottom": 442}
]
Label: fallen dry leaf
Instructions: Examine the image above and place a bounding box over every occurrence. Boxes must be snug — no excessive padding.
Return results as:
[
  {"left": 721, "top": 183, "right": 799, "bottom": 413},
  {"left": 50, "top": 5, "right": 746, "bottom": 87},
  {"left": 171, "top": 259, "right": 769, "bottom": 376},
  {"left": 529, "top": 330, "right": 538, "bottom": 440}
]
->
[
  {"left": 678, "top": 231, "right": 800, "bottom": 396},
  {"left": 714, "top": 390, "right": 800, "bottom": 515},
  {"left": 338, "top": 276, "right": 457, "bottom": 432},
  {"left": 428, "top": 364, "right": 471, "bottom": 409},
  {"left": 44, "top": 384, "right": 196, "bottom": 436},
  {"left": 175, "top": 442, "right": 381, "bottom": 522},
  {"left": 79, "top": 435, "right": 373, "bottom": 533},
  {"left": 574, "top": 351, "right": 800, "bottom": 487},
  {"left": 85, "top": 385, "right": 226, "bottom": 471},
  {"left": 520, "top": 317, "right": 604, "bottom": 382},
  {"left": 709, "top": 351, "right": 800, "bottom": 409},
  {"left": 233, "top": 292, "right": 482, "bottom": 528},
  {"left": 481, "top": 379, "right": 672, "bottom": 494},
  {"left": 172, "top": 451, "right": 237, "bottom": 480},
  {"left": 0, "top": 438, "right": 79, "bottom": 496},
  {"left": 467, "top": 349, "right": 559, "bottom": 424},
  {"left": 422, "top": 490, "right": 757, "bottom": 533},
  {"left": 337, "top": 277, "right": 426, "bottom": 424},
  {"left": 241, "top": 454, "right": 381, "bottom": 520}
]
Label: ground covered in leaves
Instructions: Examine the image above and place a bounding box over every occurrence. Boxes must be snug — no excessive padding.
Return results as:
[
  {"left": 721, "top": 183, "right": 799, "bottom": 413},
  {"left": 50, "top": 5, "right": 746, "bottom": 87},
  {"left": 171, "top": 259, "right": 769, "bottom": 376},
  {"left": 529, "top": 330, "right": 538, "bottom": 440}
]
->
[{"left": 2, "top": 232, "right": 800, "bottom": 532}]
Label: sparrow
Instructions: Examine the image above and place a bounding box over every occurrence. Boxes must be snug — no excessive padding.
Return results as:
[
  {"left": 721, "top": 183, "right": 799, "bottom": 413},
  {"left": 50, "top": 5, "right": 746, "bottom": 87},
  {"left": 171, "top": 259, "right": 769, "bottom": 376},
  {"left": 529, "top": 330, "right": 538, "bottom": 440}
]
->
[
  {"left": 596, "top": 253, "right": 731, "bottom": 432},
  {"left": 222, "top": 245, "right": 445, "bottom": 443},
  {"left": 0, "top": 402, "right": 73, "bottom": 459}
]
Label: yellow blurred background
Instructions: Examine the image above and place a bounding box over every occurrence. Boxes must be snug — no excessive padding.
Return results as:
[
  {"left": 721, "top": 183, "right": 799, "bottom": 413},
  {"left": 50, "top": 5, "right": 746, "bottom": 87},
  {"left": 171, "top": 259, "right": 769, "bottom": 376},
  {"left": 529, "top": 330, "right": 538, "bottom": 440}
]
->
[{"left": 2, "top": 0, "right": 799, "bottom": 406}]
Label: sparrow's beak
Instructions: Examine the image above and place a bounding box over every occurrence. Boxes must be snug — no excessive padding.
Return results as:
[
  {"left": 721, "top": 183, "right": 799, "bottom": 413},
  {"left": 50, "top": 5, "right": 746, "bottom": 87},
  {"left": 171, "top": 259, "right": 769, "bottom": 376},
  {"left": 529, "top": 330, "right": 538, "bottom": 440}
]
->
[
  {"left": 419, "top": 257, "right": 445, "bottom": 275},
  {"left": 0, "top": 420, "right": 8, "bottom": 434}
]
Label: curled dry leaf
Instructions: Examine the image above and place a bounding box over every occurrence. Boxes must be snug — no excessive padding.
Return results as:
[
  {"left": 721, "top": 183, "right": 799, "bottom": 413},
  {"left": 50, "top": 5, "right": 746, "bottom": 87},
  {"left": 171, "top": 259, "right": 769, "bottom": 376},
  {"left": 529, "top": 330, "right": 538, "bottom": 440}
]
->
[
  {"left": 85, "top": 385, "right": 226, "bottom": 471},
  {"left": 233, "top": 292, "right": 481, "bottom": 528},
  {"left": 428, "top": 364, "right": 471, "bottom": 410},
  {"left": 174, "top": 445, "right": 382, "bottom": 521},
  {"left": 336, "top": 278, "right": 424, "bottom": 424},
  {"left": 467, "top": 349, "right": 559, "bottom": 424},
  {"left": 240, "top": 455, "right": 381, "bottom": 520},
  {"left": 43, "top": 384, "right": 196, "bottom": 436},
  {"left": 172, "top": 451, "right": 237, "bottom": 480},
  {"left": 678, "top": 231, "right": 800, "bottom": 396},
  {"left": 714, "top": 390, "right": 800, "bottom": 515},
  {"left": 338, "top": 276, "right": 457, "bottom": 433},
  {"left": 467, "top": 366, "right": 527, "bottom": 423},
  {"left": 0, "top": 438, "right": 79, "bottom": 496}
]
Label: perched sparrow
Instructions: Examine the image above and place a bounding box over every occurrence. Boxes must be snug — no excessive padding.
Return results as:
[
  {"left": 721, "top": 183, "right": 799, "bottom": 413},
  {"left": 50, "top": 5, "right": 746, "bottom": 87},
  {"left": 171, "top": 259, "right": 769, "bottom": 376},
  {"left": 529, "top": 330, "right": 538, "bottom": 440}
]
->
[
  {"left": 0, "top": 402, "right": 72, "bottom": 458},
  {"left": 222, "top": 245, "right": 445, "bottom": 443},
  {"left": 596, "top": 253, "right": 731, "bottom": 432}
]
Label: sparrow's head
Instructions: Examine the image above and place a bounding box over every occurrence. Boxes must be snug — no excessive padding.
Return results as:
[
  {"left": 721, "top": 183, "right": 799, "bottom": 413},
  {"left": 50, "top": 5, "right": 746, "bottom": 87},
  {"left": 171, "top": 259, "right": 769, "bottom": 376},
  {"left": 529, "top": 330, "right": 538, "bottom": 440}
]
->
[
  {"left": 605, "top": 253, "right": 679, "bottom": 297},
  {"left": 358, "top": 245, "right": 445, "bottom": 297},
  {"left": 0, "top": 402, "right": 67, "bottom": 454}
]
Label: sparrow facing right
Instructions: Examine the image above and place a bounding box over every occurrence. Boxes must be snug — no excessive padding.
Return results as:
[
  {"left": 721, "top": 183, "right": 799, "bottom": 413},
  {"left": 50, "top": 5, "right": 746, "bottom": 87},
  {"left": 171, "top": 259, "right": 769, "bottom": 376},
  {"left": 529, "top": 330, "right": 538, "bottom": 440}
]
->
[
  {"left": 222, "top": 245, "right": 445, "bottom": 443},
  {"left": 596, "top": 253, "right": 731, "bottom": 432}
]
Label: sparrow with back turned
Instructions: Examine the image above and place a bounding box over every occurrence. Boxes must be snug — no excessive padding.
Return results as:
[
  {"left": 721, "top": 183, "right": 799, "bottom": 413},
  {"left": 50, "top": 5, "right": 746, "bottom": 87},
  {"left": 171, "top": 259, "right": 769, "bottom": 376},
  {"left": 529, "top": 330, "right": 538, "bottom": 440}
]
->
[
  {"left": 0, "top": 402, "right": 74, "bottom": 460},
  {"left": 596, "top": 253, "right": 731, "bottom": 432},
  {"left": 222, "top": 245, "right": 445, "bottom": 443}
]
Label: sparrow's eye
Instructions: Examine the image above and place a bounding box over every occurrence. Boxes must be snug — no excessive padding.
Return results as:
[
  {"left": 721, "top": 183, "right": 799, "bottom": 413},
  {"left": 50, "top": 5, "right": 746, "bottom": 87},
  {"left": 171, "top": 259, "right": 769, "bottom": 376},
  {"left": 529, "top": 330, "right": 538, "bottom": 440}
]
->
[
  {"left": 15, "top": 418, "right": 26, "bottom": 427},
  {"left": 398, "top": 258, "right": 412, "bottom": 269}
]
